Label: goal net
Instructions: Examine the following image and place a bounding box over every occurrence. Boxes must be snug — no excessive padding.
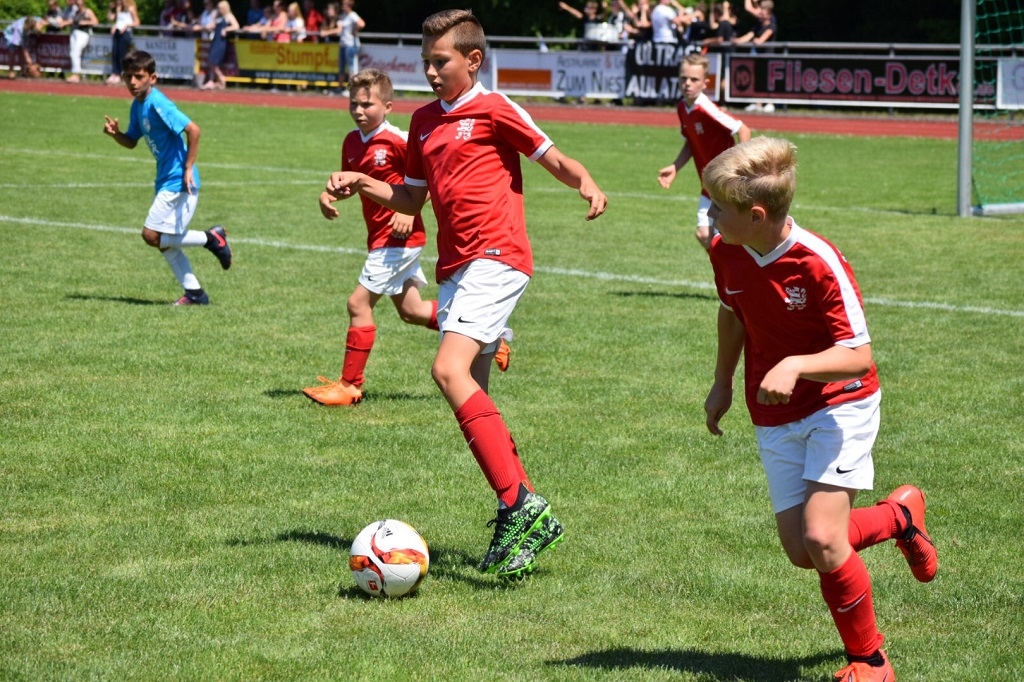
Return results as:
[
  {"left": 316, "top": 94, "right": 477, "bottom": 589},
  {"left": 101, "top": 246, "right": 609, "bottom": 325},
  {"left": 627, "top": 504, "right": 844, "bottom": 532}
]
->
[{"left": 960, "top": 0, "right": 1024, "bottom": 216}]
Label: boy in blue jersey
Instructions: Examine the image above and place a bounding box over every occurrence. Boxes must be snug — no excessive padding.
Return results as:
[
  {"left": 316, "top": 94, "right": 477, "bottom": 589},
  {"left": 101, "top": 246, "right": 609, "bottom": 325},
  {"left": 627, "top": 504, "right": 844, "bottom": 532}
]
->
[{"left": 103, "top": 50, "right": 232, "bottom": 305}]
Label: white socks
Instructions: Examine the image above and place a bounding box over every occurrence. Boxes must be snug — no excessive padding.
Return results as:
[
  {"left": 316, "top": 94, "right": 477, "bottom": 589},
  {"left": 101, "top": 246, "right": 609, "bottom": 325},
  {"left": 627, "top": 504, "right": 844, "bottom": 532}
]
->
[
  {"left": 162, "top": 248, "right": 201, "bottom": 291},
  {"left": 159, "top": 230, "right": 208, "bottom": 249}
]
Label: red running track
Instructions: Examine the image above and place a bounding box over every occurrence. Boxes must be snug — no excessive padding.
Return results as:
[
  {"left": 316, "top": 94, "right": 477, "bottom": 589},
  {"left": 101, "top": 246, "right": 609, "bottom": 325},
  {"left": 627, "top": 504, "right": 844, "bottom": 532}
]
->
[{"left": 4, "top": 77, "right": 1018, "bottom": 140}]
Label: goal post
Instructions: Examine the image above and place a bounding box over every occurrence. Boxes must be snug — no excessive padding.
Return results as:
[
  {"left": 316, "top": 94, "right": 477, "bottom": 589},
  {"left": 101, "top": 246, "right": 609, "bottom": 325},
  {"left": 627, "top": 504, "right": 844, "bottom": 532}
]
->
[{"left": 959, "top": 0, "right": 1024, "bottom": 217}]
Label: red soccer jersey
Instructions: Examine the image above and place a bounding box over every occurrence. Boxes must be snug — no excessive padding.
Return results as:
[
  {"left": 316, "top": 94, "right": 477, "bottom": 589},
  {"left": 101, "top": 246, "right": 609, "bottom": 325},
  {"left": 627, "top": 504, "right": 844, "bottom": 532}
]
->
[
  {"left": 677, "top": 93, "right": 744, "bottom": 197},
  {"left": 342, "top": 121, "right": 427, "bottom": 251},
  {"left": 404, "top": 83, "right": 553, "bottom": 283},
  {"left": 710, "top": 220, "right": 880, "bottom": 427}
]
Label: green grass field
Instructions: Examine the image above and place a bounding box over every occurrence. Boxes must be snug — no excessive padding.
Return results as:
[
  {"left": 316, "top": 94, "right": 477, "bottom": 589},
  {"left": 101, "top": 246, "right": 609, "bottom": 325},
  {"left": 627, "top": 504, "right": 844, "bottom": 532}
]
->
[{"left": 1, "top": 90, "right": 1023, "bottom": 681}]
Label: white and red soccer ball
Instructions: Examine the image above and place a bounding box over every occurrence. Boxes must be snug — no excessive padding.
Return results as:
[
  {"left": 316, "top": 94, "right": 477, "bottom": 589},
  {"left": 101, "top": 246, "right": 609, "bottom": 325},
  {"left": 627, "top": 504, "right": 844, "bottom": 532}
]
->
[{"left": 349, "top": 519, "right": 429, "bottom": 598}]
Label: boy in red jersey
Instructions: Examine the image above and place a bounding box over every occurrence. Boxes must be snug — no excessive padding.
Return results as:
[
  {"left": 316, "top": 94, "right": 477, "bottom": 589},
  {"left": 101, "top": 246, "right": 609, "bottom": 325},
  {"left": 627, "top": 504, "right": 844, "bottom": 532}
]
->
[
  {"left": 658, "top": 53, "right": 750, "bottom": 252},
  {"left": 304, "top": 69, "right": 438, "bottom": 405},
  {"left": 702, "top": 137, "right": 937, "bottom": 682},
  {"left": 323, "top": 9, "right": 607, "bottom": 578}
]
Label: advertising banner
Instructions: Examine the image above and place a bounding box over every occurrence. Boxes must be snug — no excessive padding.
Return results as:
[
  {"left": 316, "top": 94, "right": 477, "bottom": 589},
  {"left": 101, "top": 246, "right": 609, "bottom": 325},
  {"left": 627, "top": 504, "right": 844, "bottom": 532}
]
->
[
  {"left": 623, "top": 41, "right": 721, "bottom": 104},
  {"left": 234, "top": 39, "right": 337, "bottom": 82},
  {"left": 1, "top": 33, "right": 194, "bottom": 79},
  {"left": 728, "top": 55, "right": 960, "bottom": 108},
  {"left": 997, "top": 58, "right": 1024, "bottom": 110}
]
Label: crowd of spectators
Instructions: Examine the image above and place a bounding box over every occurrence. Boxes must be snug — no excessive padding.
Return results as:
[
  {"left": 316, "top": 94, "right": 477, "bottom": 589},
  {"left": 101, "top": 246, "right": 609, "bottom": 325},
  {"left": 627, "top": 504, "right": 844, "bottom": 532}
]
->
[
  {"left": 554, "top": 0, "right": 776, "bottom": 56},
  {"left": 5, "top": 0, "right": 773, "bottom": 95}
]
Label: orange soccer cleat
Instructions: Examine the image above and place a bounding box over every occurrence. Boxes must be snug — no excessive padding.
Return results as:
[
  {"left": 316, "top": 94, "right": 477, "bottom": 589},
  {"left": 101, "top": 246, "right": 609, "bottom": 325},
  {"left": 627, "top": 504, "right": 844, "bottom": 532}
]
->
[
  {"left": 834, "top": 650, "right": 894, "bottom": 682},
  {"left": 493, "top": 338, "right": 511, "bottom": 372},
  {"left": 302, "top": 376, "right": 363, "bottom": 406},
  {"left": 887, "top": 484, "right": 937, "bottom": 583}
]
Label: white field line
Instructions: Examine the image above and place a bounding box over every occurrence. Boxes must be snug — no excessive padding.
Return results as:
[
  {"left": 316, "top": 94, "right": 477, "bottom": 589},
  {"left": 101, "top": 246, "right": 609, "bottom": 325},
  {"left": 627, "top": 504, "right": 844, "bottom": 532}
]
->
[
  {"left": 0, "top": 147, "right": 934, "bottom": 215},
  {"left": 2, "top": 214, "right": 1022, "bottom": 319}
]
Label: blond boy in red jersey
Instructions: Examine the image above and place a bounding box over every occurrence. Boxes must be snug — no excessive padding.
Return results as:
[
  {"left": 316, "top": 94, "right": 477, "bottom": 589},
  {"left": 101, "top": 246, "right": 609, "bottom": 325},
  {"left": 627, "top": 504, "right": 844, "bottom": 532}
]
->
[
  {"left": 703, "top": 136, "right": 937, "bottom": 681},
  {"left": 323, "top": 9, "right": 607, "bottom": 579},
  {"left": 659, "top": 53, "right": 750, "bottom": 252}
]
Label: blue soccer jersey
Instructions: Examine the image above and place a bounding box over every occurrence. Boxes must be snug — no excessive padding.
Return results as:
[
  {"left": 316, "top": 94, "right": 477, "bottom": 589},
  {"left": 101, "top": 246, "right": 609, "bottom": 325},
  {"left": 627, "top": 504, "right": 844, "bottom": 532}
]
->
[{"left": 126, "top": 87, "right": 201, "bottom": 194}]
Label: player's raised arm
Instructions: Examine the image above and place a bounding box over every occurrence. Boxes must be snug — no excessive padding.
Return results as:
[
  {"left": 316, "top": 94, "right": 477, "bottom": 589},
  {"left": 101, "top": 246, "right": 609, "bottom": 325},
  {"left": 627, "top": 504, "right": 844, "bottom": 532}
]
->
[
  {"left": 103, "top": 115, "right": 137, "bottom": 149},
  {"left": 537, "top": 146, "right": 607, "bottom": 221}
]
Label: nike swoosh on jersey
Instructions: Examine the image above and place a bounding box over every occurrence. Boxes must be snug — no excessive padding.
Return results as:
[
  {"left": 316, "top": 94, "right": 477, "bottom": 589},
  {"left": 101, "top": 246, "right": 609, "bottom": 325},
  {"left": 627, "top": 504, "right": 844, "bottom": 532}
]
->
[{"left": 725, "top": 287, "right": 744, "bottom": 295}]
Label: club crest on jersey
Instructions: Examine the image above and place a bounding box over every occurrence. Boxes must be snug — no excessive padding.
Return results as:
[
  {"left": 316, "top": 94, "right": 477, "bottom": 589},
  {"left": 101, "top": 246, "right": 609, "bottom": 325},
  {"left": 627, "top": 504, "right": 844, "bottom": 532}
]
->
[
  {"left": 455, "top": 118, "right": 475, "bottom": 141},
  {"left": 784, "top": 285, "right": 807, "bottom": 310},
  {"left": 694, "top": 122, "right": 705, "bottom": 135},
  {"left": 373, "top": 148, "right": 387, "bottom": 166}
]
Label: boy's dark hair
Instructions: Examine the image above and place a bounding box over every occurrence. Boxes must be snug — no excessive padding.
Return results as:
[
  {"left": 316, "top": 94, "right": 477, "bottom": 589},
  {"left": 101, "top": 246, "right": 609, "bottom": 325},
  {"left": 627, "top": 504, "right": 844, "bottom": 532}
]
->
[
  {"left": 422, "top": 9, "right": 486, "bottom": 60},
  {"left": 121, "top": 50, "right": 156, "bottom": 75},
  {"left": 349, "top": 68, "right": 394, "bottom": 104}
]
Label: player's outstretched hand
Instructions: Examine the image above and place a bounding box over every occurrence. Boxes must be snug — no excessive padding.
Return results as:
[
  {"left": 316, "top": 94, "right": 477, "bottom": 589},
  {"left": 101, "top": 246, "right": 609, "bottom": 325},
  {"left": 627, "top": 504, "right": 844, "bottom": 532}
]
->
[
  {"left": 657, "top": 164, "right": 677, "bottom": 189},
  {"left": 580, "top": 178, "right": 607, "bottom": 221},
  {"left": 103, "top": 115, "right": 120, "bottom": 137},
  {"left": 325, "top": 171, "right": 360, "bottom": 200},
  {"left": 319, "top": 190, "right": 340, "bottom": 220}
]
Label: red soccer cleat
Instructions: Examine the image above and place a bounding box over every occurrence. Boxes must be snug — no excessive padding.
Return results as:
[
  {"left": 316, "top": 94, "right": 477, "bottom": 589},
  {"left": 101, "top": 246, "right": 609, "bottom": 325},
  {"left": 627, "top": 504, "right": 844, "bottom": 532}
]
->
[{"left": 887, "top": 485, "right": 937, "bottom": 583}]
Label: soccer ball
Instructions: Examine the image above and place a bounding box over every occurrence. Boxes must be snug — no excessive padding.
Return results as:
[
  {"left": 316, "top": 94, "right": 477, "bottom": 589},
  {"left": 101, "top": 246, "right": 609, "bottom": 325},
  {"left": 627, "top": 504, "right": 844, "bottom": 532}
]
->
[{"left": 349, "top": 519, "right": 429, "bottom": 598}]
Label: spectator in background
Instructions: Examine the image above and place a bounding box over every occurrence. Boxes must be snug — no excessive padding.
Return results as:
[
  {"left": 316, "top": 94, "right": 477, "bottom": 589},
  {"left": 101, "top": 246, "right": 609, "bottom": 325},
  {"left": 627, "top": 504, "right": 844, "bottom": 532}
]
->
[
  {"left": 703, "top": 2, "right": 737, "bottom": 52},
  {"left": 269, "top": 0, "right": 290, "bottom": 42},
  {"left": 606, "top": 0, "right": 636, "bottom": 43},
  {"left": 200, "top": 0, "right": 238, "bottom": 89},
  {"left": 321, "top": 1, "right": 339, "bottom": 38},
  {"left": 330, "top": 0, "right": 364, "bottom": 93},
  {"left": 735, "top": 0, "right": 776, "bottom": 110},
  {"left": 45, "top": 0, "right": 64, "bottom": 32},
  {"left": 303, "top": 0, "right": 323, "bottom": 40},
  {"left": 284, "top": 1, "right": 306, "bottom": 42},
  {"left": 245, "top": 0, "right": 264, "bottom": 26},
  {"left": 61, "top": 0, "right": 98, "bottom": 82},
  {"left": 169, "top": 0, "right": 196, "bottom": 36},
  {"left": 557, "top": 0, "right": 603, "bottom": 51},
  {"left": 627, "top": 0, "right": 653, "bottom": 41},
  {"left": 650, "top": 0, "right": 679, "bottom": 43},
  {"left": 194, "top": 0, "right": 217, "bottom": 39},
  {"left": 3, "top": 16, "right": 42, "bottom": 78},
  {"left": 681, "top": 3, "right": 710, "bottom": 47},
  {"left": 106, "top": 0, "right": 139, "bottom": 84},
  {"left": 159, "top": 0, "right": 178, "bottom": 35},
  {"left": 241, "top": 4, "right": 273, "bottom": 37}
]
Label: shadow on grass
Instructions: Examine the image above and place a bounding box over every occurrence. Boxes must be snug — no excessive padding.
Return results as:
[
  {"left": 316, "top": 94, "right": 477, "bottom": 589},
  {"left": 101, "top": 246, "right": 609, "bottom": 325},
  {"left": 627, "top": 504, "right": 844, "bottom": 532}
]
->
[
  {"left": 225, "top": 529, "right": 350, "bottom": 550},
  {"left": 611, "top": 289, "right": 716, "bottom": 302},
  {"left": 262, "top": 388, "right": 435, "bottom": 402},
  {"left": 66, "top": 293, "right": 167, "bottom": 306},
  {"left": 548, "top": 647, "right": 839, "bottom": 681},
  {"left": 226, "top": 531, "right": 521, "bottom": 594}
]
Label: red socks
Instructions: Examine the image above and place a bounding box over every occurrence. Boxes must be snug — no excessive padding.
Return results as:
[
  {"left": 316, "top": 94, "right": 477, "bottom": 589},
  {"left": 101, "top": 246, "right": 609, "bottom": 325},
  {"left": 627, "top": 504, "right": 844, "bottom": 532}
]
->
[
  {"left": 454, "top": 390, "right": 531, "bottom": 507},
  {"left": 820, "top": 552, "right": 884, "bottom": 659},
  {"left": 427, "top": 300, "right": 439, "bottom": 331},
  {"left": 848, "top": 499, "right": 903, "bottom": 552},
  {"left": 342, "top": 325, "right": 376, "bottom": 386}
]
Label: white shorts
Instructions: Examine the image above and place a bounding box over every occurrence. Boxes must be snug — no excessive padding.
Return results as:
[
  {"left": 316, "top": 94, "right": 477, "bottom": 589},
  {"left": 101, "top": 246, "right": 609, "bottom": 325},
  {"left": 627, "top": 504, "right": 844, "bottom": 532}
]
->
[
  {"left": 437, "top": 259, "right": 526, "bottom": 353},
  {"left": 145, "top": 190, "right": 199, "bottom": 235},
  {"left": 697, "top": 194, "right": 713, "bottom": 229},
  {"left": 755, "top": 390, "right": 881, "bottom": 514},
  {"left": 358, "top": 246, "right": 427, "bottom": 297}
]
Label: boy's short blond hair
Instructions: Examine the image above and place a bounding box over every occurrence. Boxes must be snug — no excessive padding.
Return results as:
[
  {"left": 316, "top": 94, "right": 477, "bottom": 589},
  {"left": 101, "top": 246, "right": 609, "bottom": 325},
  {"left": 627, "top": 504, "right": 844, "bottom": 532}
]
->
[
  {"left": 680, "top": 53, "right": 710, "bottom": 77},
  {"left": 349, "top": 68, "right": 394, "bottom": 104},
  {"left": 422, "top": 9, "right": 486, "bottom": 60},
  {"left": 702, "top": 137, "right": 797, "bottom": 220}
]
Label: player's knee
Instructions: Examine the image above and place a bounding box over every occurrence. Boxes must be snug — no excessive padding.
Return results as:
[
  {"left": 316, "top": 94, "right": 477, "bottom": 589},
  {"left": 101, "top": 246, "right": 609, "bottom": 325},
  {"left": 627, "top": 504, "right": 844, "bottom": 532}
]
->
[{"left": 141, "top": 230, "right": 161, "bottom": 248}]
